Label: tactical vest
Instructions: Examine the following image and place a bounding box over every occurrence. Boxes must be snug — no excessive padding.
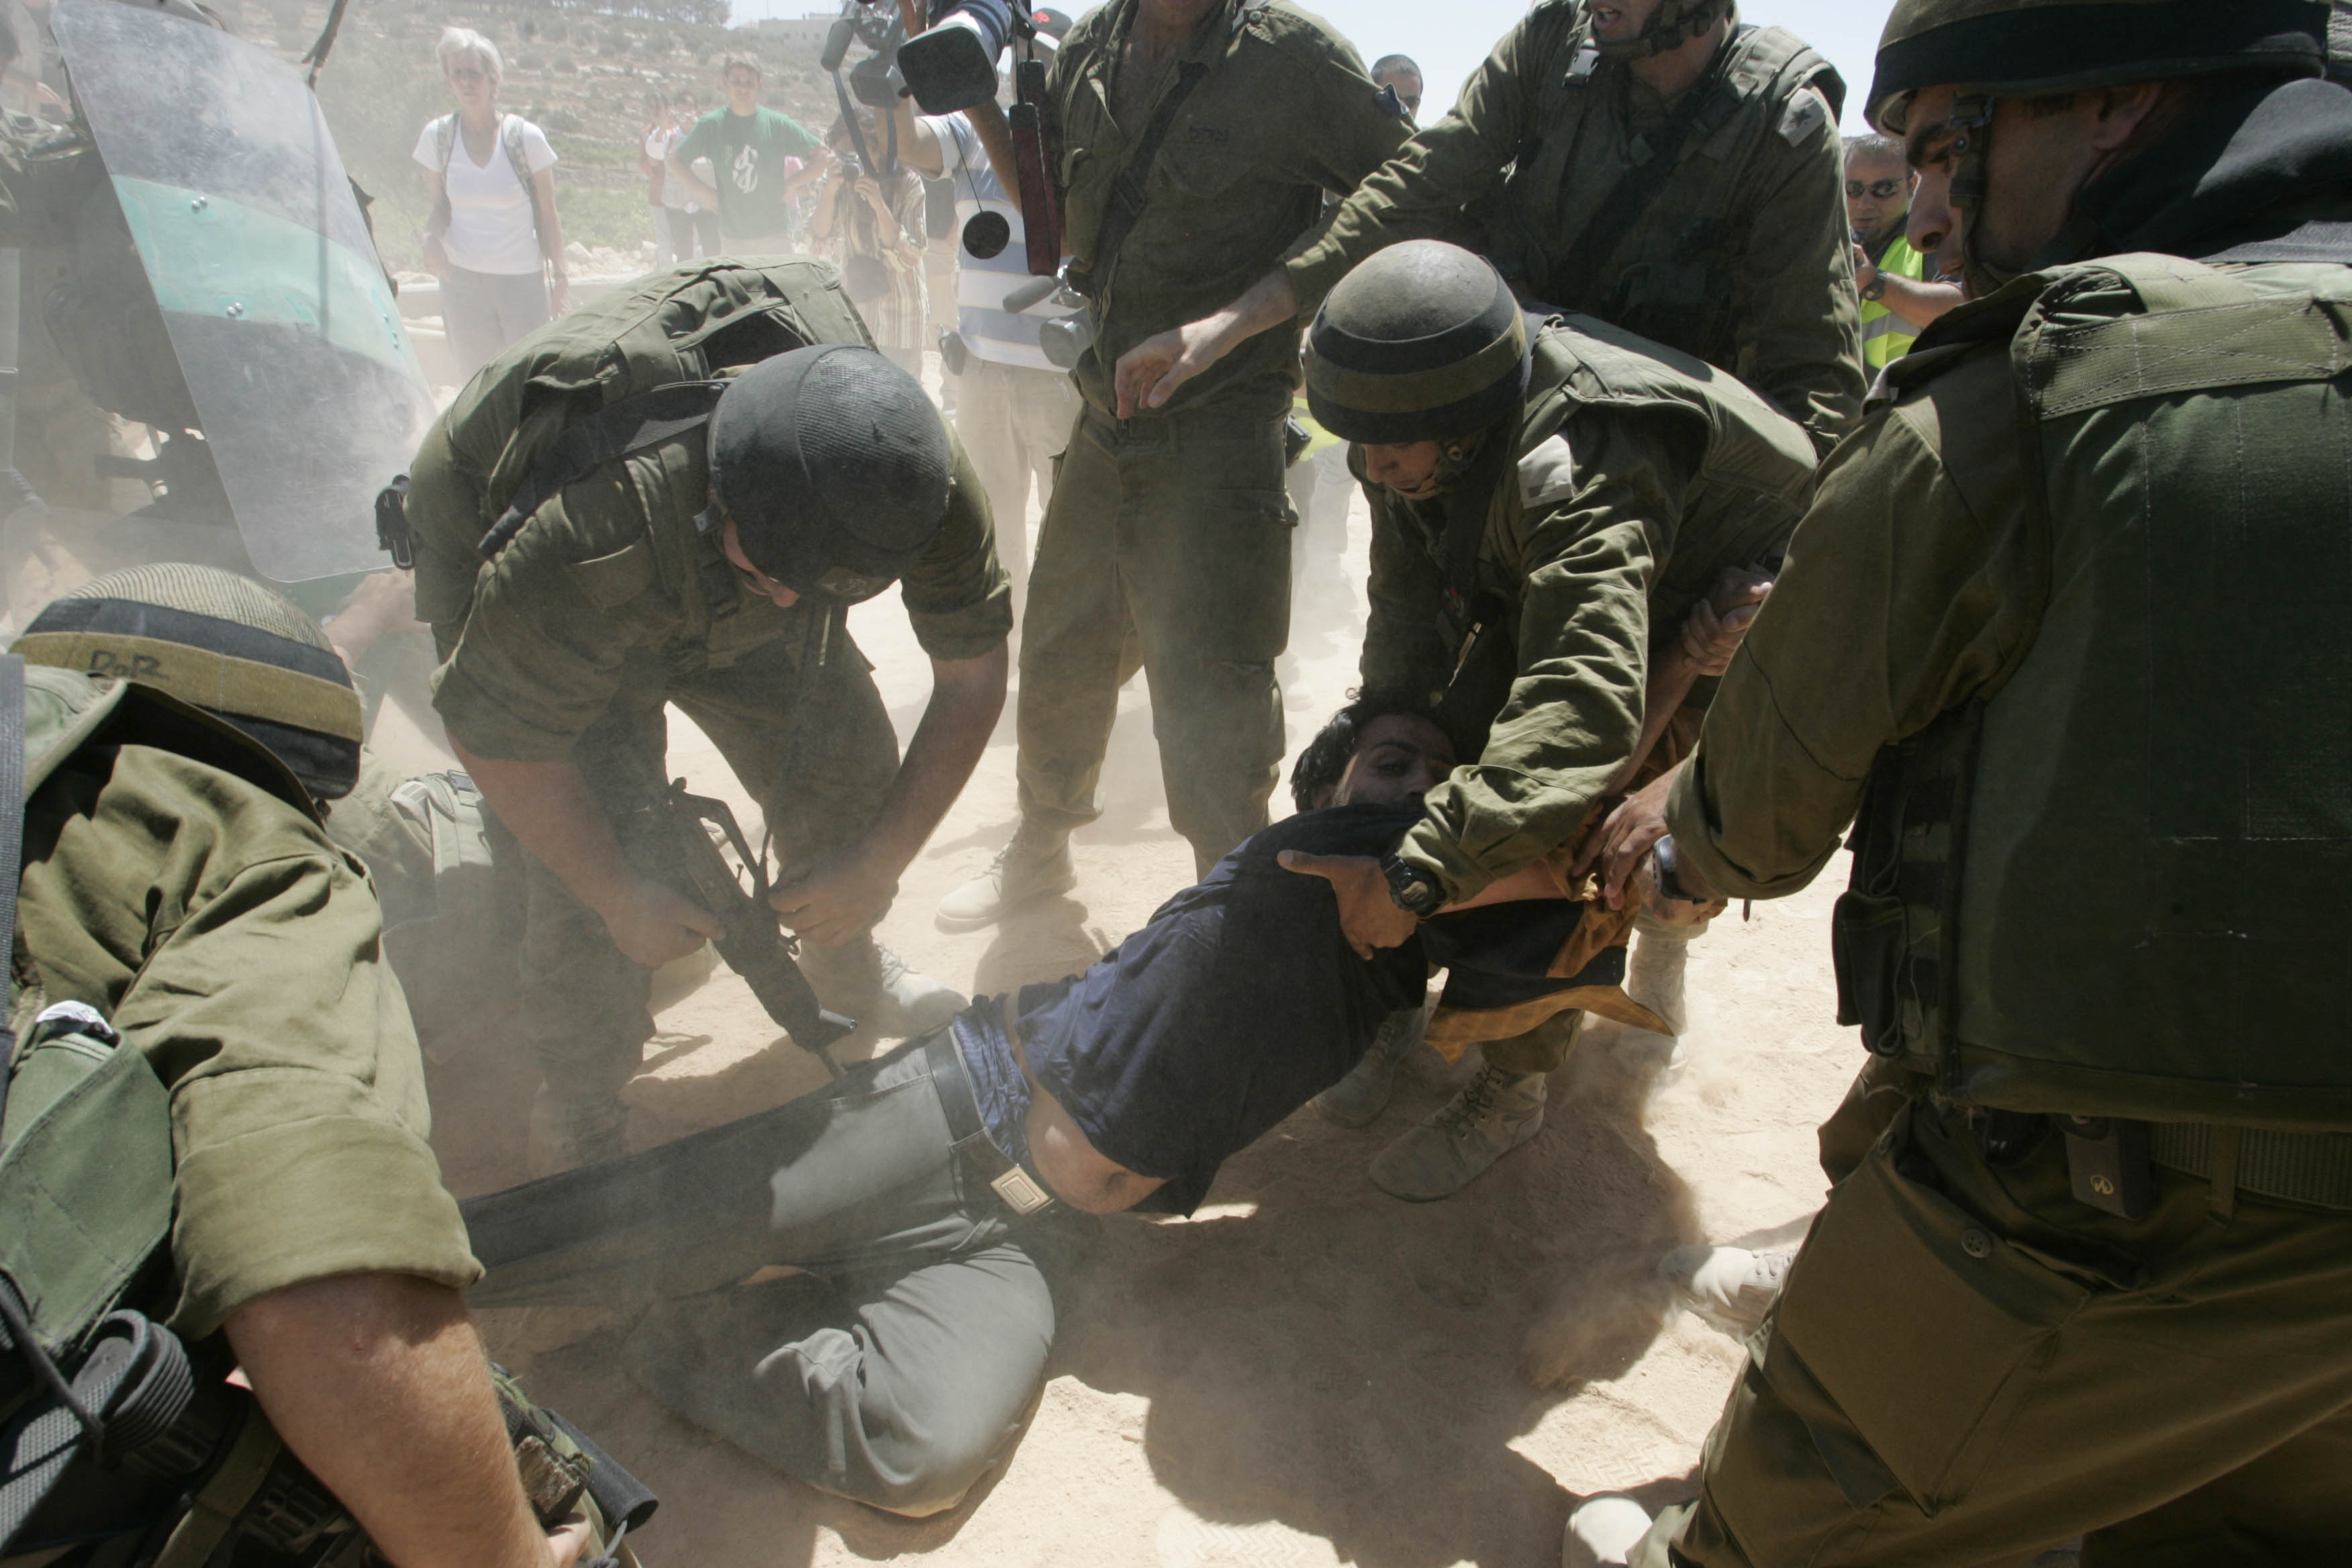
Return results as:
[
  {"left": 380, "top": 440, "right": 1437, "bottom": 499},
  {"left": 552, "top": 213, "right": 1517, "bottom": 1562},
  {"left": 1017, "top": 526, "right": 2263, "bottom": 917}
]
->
[
  {"left": 1479, "top": 8, "right": 1841, "bottom": 371},
  {"left": 408, "top": 258, "right": 873, "bottom": 630},
  {"left": 1836, "top": 254, "right": 2352, "bottom": 1130},
  {"left": 1410, "top": 312, "right": 1815, "bottom": 743}
]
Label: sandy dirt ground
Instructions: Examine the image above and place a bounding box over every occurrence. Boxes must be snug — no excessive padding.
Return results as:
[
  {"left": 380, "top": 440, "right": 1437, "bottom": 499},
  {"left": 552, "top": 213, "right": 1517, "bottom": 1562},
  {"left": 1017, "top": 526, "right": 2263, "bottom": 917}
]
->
[{"left": 379, "top": 432, "right": 2036, "bottom": 1568}]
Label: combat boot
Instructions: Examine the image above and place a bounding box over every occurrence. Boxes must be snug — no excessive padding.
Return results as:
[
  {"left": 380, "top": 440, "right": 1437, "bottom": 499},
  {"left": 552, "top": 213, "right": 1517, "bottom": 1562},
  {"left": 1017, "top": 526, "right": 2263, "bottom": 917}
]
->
[
  {"left": 935, "top": 822, "right": 1075, "bottom": 932},
  {"left": 1626, "top": 916, "right": 1696, "bottom": 1037},
  {"left": 799, "top": 934, "right": 967, "bottom": 1038},
  {"left": 526, "top": 1089, "right": 630, "bottom": 1179},
  {"left": 1367, "top": 1064, "right": 1545, "bottom": 1201},
  {"left": 1659, "top": 1243, "right": 1794, "bottom": 1336},
  {"left": 1314, "top": 1001, "right": 1427, "bottom": 1127},
  {"left": 1564, "top": 1496, "right": 1654, "bottom": 1565}
]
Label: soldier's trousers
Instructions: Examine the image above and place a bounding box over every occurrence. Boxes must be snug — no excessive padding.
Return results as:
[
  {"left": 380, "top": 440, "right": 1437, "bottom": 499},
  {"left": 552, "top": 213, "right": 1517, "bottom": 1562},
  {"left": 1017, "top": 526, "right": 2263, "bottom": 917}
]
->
[
  {"left": 517, "top": 628, "right": 899, "bottom": 1114},
  {"left": 463, "top": 1029, "right": 1083, "bottom": 1516},
  {"left": 1015, "top": 403, "right": 1292, "bottom": 874},
  {"left": 1636, "top": 1094, "right": 2352, "bottom": 1566}
]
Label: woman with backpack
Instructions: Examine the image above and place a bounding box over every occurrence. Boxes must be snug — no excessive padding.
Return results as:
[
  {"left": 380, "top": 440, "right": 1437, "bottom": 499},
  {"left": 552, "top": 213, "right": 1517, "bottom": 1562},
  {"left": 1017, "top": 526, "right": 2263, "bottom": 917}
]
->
[{"left": 413, "top": 28, "right": 568, "bottom": 376}]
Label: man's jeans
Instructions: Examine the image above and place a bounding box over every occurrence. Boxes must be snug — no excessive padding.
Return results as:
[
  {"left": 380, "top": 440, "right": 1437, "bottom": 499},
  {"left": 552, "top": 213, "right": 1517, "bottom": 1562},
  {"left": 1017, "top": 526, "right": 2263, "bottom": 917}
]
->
[{"left": 464, "top": 1031, "right": 1080, "bottom": 1516}]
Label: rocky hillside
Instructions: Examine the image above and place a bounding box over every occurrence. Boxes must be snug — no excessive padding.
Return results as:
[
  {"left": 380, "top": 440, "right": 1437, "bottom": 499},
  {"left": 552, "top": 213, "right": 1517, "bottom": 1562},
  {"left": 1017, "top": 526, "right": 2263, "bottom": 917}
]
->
[{"left": 239, "top": 0, "right": 854, "bottom": 269}]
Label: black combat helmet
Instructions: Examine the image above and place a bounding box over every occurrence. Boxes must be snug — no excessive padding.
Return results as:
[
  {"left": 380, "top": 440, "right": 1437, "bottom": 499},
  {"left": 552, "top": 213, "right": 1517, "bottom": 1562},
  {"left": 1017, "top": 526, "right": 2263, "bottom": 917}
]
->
[
  {"left": 706, "top": 344, "right": 952, "bottom": 603},
  {"left": 1305, "top": 240, "right": 1531, "bottom": 447},
  {"left": 11, "top": 562, "right": 362, "bottom": 800},
  {"left": 1867, "top": 0, "right": 2323, "bottom": 132}
]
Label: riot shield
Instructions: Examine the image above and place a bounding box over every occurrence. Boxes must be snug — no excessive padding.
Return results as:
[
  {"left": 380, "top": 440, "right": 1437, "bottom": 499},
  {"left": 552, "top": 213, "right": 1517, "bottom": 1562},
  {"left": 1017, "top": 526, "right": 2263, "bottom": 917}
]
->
[{"left": 49, "top": 0, "right": 432, "bottom": 583}]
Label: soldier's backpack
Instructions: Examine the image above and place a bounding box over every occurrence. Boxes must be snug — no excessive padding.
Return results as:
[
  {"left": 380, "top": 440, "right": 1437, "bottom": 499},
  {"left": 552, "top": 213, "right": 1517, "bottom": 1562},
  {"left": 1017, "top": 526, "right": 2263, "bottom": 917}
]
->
[
  {"left": 385, "top": 257, "right": 873, "bottom": 593},
  {"left": 0, "top": 662, "right": 656, "bottom": 1565}
]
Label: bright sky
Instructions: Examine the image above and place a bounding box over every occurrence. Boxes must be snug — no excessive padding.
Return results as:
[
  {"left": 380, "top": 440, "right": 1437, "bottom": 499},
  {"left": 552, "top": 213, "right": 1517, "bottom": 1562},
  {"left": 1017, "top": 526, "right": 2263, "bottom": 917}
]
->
[{"left": 727, "top": 0, "right": 1892, "bottom": 130}]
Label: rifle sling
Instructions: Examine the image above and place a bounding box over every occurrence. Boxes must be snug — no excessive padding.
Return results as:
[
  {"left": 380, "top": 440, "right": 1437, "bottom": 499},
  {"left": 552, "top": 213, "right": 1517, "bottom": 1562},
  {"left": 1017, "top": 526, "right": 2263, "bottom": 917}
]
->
[
  {"left": 1545, "top": 67, "right": 1739, "bottom": 303},
  {"left": 1076, "top": 58, "right": 1208, "bottom": 300}
]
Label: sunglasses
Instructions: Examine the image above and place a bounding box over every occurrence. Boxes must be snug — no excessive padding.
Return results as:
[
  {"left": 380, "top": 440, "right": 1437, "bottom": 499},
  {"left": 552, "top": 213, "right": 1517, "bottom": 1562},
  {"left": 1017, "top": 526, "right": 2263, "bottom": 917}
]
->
[{"left": 1845, "top": 177, "right": 1910, "bottom": 201}]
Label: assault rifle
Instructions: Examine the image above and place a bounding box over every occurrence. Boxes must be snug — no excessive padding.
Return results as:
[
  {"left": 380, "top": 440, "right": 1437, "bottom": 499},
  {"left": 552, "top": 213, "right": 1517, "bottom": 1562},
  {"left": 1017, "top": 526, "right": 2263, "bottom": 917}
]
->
[{"left": 620, "top": 780, "right": 854, "bottom": 1078}]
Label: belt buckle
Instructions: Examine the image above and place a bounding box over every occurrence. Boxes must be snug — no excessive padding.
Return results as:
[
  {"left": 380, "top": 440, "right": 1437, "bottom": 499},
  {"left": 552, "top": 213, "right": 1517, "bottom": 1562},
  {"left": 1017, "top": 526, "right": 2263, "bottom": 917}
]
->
[{"left": 989, "top": 1164, "right": 1054, "bottom": 1216}]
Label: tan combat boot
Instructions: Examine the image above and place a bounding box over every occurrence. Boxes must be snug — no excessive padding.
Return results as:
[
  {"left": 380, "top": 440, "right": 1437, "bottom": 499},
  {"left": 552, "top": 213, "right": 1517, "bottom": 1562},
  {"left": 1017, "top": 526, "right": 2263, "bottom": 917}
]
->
[
  {"left": 526, "top": 1088, "right": 630, "bottom": 1179},
  {"left": 798, "top": 935, "right": 967, "bottom": 1038},
  {"left": 935, "top": 821, "right": 1076, "bottom": 932},
  {"left": 1659, "top": 1243, "right": 1795, "bottom": 1337},
  {"left": 1314, "top": 1001, "right": 1428, "bottom": 1127},
  {"left": 1625, "top": 916, "right": 1697, "bottom": 1037},
  {"left": 1367, "top": 1064, "right": 1546, "bottom": 1201}
]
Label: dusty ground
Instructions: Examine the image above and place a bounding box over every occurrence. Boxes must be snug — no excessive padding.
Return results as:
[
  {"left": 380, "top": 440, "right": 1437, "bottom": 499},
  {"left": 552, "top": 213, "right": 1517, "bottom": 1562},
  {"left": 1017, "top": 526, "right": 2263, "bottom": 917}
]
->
[{"left": 394, "top": 427, "right": 1875, "bottom": 1568}]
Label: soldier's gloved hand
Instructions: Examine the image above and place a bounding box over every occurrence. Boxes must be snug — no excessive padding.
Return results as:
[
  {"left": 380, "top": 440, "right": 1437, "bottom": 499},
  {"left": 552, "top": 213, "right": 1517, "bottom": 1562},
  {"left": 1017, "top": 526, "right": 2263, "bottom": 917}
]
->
[
  {"left": 770, "top": 846, "right": 898, "bottom": 948},
  {"left": 599, "top": 879, "right": 725, "bottom": 969},
  {"left": 1276, "top": 850, "right": 1420, "bottom": 959}
]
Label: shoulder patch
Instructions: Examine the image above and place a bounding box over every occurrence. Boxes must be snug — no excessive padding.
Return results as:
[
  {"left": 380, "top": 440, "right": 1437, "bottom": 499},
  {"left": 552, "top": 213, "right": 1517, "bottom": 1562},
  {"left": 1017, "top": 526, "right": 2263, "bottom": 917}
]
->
[
  {"left": 1517, "top": 434, "right": 1579, "bottom": 510},
  {"left": 1777, "top": 85, "right": 1828, "bottom": 148}
]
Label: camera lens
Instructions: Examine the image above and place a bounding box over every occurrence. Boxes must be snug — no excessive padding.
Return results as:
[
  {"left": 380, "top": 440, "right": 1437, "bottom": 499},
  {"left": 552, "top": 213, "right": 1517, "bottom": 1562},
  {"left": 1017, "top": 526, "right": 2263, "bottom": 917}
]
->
[{"left": 963, "top": 211, "right": 1010, "bottom": 260}]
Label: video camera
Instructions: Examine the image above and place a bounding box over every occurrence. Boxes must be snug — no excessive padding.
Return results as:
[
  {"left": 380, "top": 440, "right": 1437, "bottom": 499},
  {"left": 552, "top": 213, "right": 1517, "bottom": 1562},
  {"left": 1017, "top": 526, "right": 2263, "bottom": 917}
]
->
[
  {"left": 824, "top": 0, "right": 1018, "bottom": 115},
  {"left": 822, "top": 0, "right": 1064, "bottom": 275}
]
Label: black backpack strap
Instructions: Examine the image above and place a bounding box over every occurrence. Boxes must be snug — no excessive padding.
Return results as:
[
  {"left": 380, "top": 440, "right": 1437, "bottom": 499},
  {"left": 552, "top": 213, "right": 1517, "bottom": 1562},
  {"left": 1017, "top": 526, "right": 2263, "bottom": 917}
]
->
[
  {"left": 0, "top": 655, "right": 26, "bottom": 1142},
  {"left": 477, "top": 381, "right": 729, "bottom": 558},
  {"left": 1069, "top": 59, "right": 1208, "bottom": 299}
]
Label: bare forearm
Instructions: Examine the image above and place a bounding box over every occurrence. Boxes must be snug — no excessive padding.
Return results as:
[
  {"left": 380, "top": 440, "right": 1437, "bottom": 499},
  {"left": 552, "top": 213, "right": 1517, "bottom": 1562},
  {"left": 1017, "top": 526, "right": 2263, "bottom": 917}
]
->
[
  {"left": 967, "top": 99, "right": 1018, "bottom": 213},
  {"left": 1612, "top": 650, "right": 1700, "bottom": 795},
  {"left": 667, "top": 156, "right": 720, "bottom": 209},
  {"left": 862, "top": 644, "right": 1008, "bottom": 873},
  {"left": 450, "top": 742, "right": 630, "bottom": 914},
  {"left": 226, "top": 1275, "right": 550, "bottom": 1568},
  {"left": 1879, "top": 271, "right": 1965, "bottom": 330}
]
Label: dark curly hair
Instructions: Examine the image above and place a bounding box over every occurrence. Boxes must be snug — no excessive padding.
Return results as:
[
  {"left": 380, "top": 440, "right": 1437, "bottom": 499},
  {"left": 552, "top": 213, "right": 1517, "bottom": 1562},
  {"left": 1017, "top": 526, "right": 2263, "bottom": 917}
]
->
[{"left": 1288, "top": 690, "right": 1442, "bottom": 814}]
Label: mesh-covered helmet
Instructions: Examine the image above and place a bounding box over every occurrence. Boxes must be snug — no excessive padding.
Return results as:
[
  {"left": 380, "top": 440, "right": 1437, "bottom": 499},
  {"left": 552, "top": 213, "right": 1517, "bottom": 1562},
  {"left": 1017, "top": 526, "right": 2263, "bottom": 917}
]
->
[
  {"left": 707, "top": 345, "right": 952, "bottom": 603},
  {"left": 1594, "top": 0, "right": 1730, "bottom": 62},
  {"left": 1305, "top": 241, "right": 1531, "bottom": 447},
  {"left": 13, "top": 562, "right": 362, "bottom": 799},
  {"left": 1867, "top": 0, "right": 2324, "bottom": 133}
]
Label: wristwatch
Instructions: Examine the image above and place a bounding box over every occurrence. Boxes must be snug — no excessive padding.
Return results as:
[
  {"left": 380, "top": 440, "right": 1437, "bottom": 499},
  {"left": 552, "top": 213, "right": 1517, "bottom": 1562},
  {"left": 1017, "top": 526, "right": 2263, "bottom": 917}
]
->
[
  {"left": 1859, "top": 268, "right": 1888, "bottom": 303},
  {"left": 1378, "top": 851, "right": 1446, "bottom": 920}
]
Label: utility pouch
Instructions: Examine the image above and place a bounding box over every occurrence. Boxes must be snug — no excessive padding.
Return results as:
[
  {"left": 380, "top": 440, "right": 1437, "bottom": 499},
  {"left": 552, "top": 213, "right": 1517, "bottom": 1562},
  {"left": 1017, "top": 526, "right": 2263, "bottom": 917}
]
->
[{"left": 374, "top": 475, "right": 414, "bottom": 569}]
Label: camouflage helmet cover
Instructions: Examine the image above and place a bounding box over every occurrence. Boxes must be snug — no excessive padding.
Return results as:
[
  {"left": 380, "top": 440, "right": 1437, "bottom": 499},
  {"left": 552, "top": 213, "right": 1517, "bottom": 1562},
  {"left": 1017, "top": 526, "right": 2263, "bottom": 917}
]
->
[
  {"left": 11, "top": 562, "right": 362, "bottom": 799},
  {"left": 1867, "top": 0, "right": 2325, "bottom": 132}
]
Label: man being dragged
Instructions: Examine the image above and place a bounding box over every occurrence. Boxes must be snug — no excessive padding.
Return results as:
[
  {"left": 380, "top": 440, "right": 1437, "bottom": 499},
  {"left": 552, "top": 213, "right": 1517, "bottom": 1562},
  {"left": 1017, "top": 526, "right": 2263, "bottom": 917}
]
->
[{"left": 462, "top": 697, "right": 1663, "bottom": 1517}]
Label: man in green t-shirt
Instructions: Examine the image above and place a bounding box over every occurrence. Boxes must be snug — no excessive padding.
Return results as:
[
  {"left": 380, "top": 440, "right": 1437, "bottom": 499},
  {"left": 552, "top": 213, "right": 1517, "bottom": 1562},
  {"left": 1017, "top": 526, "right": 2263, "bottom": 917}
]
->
[{"left": 667, "top": 52, "right": 821, "bottom": 252}]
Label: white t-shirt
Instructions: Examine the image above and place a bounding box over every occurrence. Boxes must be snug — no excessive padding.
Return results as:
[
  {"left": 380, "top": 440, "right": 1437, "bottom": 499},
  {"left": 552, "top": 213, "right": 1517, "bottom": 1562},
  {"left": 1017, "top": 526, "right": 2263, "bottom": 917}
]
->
[
  {"left": 922, "top": 110, "right": 1079, "bottom": 373},
  {"left": 413, "top": 114, "right": 558, "bottom": 276},
  {"left": 645, "top": 124, "right": 693, "bottom": 211}
]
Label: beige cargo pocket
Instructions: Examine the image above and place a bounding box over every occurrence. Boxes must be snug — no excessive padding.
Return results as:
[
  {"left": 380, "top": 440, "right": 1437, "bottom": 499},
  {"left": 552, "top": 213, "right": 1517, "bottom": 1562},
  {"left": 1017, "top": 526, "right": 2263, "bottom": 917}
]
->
[{"left": 1770, "top": 1130, "right": 2090, "bottom": 1514}]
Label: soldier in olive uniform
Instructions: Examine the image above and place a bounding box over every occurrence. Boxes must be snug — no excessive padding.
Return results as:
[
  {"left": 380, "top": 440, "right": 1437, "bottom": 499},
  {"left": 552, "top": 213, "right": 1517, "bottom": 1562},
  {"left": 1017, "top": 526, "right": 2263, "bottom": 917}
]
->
[
  {"left": 1277, "top": 240, "right": 1814, "bottom": 1199},
  {"left": 1, "top": 567, "right": 591, "bottom": 1566},
  {"left": 936, "top": 0, "right": 1412, "bottom": 928},
  {"left": 1562, "top": 3, "right": 2352, "bottom": 1563},
  {"left": 403, "top": 262, "right": 1010, "bottom": 1173},
  {"left": 1114, "top": 0, "right": 1864, "bottom": 457}
]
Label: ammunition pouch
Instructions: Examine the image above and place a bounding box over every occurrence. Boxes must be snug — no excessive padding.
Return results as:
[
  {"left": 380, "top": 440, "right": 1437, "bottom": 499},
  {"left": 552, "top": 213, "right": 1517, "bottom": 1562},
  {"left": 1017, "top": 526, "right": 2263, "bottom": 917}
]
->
[{"left": 1831, "top": 701, "right": 1983, "bottom": 1073}]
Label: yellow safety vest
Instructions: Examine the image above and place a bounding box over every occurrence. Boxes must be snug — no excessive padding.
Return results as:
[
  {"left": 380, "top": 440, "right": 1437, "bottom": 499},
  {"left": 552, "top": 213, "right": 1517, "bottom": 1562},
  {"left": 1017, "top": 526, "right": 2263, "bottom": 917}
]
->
[{"left": 1861, "top": 230, "right": 1929, "bottom": 369}]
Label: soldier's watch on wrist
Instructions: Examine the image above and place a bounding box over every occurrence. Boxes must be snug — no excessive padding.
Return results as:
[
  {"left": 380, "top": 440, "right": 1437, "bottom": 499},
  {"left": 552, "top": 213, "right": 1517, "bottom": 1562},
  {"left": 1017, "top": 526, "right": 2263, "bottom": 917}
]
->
[
  {"left": 1859, "top": 268, "right": 1888, "bottom": 303},
  {"left": 1378, "top": 852, "right": 1446, "bottom": 919}
]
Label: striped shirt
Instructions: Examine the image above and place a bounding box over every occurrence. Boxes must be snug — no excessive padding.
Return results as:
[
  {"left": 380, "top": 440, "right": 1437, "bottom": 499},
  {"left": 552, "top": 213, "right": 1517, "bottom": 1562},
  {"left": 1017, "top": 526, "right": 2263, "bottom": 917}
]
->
[{"left": 921, "top": 111, "right": 1081, "bottom": 373}]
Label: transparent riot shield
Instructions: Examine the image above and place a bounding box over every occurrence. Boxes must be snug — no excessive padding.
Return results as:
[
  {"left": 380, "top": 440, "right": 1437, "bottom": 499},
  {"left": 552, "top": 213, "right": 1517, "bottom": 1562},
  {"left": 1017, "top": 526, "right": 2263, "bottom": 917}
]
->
[{"left": 49, "top": 0, "right": 432, "bottom": 583}]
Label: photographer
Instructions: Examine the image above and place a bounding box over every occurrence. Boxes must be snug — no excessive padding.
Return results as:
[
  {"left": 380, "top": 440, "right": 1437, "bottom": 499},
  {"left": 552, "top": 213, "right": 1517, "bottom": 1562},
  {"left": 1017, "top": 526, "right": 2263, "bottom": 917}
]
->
[
  {"left": 938, "top": 0, "right": 1414, "bottom": 929},
  {"left": 887, "top": 21, "right": 1082, "bottom": 616},
  {"left": 808, "top": 113, "right": 930, "bottom": 377}
]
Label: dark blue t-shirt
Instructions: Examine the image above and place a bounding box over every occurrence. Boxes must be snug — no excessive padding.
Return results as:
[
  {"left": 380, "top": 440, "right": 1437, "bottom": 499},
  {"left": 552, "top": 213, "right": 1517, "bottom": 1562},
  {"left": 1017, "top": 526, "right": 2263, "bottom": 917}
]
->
[{"left": 1008, "top": 803, "right": 1593, "bottom": 1214}]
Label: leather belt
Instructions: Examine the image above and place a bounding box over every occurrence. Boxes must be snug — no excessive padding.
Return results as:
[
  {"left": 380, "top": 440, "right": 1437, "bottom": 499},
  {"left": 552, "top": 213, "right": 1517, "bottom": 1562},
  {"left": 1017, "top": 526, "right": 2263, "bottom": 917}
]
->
[
  {"left": 2148, "top": 1122, "right": 2352, "bottom": 1212},
  {"left": 923, "top": 1030, "right": 1055, "bottom": 1218}
]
